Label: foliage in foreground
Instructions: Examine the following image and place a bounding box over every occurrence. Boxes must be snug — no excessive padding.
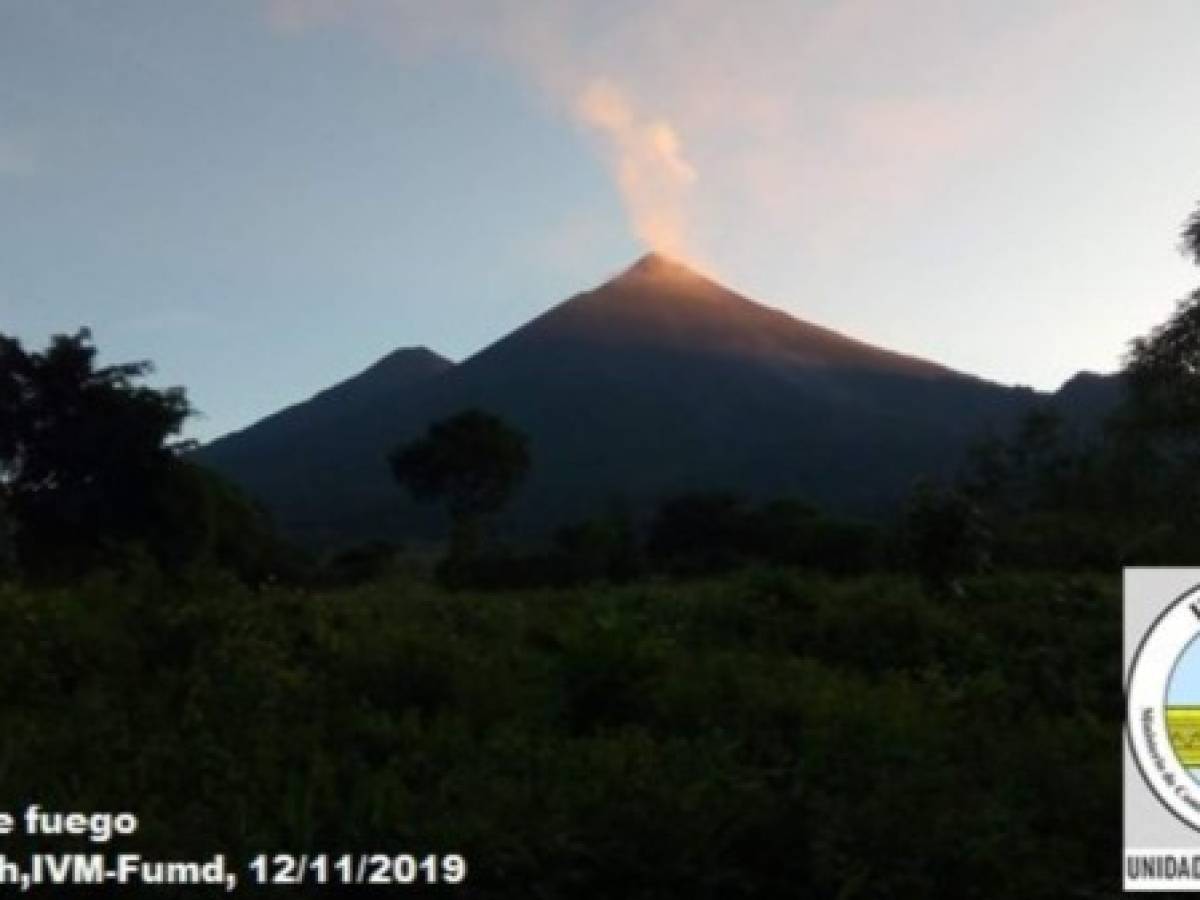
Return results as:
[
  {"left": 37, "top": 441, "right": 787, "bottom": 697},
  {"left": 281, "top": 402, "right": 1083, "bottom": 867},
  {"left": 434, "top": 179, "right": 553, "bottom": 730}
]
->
[
  {"left": 0, "top": 328, "right": 290, "bottom": 584},
  {"left": 0, "top": 567, "right": 1117, "bottom": 898}
]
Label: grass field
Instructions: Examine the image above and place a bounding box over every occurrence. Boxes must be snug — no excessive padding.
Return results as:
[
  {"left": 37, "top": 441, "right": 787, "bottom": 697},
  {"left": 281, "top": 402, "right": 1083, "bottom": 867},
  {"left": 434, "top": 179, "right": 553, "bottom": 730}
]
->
[{"left": 0, "top": 566, "right": 1118, "bottom": 898}]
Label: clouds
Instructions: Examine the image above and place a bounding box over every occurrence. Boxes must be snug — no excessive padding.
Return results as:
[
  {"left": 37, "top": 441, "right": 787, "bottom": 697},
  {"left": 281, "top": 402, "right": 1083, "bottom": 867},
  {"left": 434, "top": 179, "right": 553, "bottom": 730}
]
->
[{"left": 260, "top": 0, "right": 1141, "bottom": 268}]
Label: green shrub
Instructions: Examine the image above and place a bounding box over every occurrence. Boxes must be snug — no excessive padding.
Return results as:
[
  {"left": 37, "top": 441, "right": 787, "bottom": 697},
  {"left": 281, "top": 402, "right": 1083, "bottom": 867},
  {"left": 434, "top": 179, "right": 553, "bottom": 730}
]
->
[{"left": 0, "top": 568, "right": 1119, "bottom": 897}]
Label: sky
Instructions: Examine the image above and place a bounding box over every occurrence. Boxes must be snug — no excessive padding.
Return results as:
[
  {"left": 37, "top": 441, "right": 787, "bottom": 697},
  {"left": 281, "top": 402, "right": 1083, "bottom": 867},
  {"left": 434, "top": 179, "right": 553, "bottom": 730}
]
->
[
  {"left": 2, "top": 1, "right": 1199, "bottom": 443},
  {"left": 1170, "top": 636, "right": 1200, "bottom": 706}
]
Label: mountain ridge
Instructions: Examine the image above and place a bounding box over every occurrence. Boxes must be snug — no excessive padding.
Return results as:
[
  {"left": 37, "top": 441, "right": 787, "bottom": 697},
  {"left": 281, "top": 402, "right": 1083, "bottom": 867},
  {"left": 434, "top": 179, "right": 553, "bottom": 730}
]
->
[
  {"left": 199, "top": 345, "right": 452, "bottom": 466},
  {"left": 463, "top": 252, "right": 957, "bottom": 380},
  {"left": 195, "top": 257, "right": 1123, "bottom": 546}
]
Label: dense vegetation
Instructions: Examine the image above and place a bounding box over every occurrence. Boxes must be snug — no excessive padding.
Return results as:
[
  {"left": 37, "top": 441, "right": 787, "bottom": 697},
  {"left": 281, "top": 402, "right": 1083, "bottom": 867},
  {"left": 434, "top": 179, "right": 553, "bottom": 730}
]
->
[
  {"left": 0, "top": 566, "right": 1115, "bottom": 898},
  {"left": 0, "top": 329, "right": 285, "bottom": 584},
  {"left": 2, "top": 200, "right": 1198, "bottom": 897}
]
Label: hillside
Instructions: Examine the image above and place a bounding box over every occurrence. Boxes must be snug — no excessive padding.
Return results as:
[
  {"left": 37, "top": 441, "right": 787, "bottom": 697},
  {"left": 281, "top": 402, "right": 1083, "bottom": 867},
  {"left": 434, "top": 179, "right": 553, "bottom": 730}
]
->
[
  {"left": 195, "top": 255, "right": 1121, "bottom": 545},
  {"left": 196, "top": 346, "right": 453, "bottom": 542}
]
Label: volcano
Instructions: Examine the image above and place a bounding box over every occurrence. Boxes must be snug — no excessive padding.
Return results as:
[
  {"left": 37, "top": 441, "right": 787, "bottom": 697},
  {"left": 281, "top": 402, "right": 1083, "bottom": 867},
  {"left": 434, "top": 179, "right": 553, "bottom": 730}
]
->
[
  {"left": 508, "top": 252, "right": 952, "bottom": 377},
  {"left": 195, "top": 254, "right": 1114, "bottom": 545}
]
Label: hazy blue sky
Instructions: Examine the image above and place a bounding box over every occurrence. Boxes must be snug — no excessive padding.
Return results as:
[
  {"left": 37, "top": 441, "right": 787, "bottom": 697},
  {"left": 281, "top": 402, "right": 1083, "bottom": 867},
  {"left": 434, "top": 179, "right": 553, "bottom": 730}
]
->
[
  {"left": 2, "top": 1, "right": 1199, "bottom": 441},
  {"left": 1170, "top": 636, "right": 1200, "bottom": 706}
]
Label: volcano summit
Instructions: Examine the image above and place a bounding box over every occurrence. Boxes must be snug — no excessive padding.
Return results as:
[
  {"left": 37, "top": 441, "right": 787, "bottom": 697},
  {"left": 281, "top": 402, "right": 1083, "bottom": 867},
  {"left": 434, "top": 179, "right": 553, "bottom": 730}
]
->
[{"left": 195, "top": 256, "right": 1113, "bottom": 544}]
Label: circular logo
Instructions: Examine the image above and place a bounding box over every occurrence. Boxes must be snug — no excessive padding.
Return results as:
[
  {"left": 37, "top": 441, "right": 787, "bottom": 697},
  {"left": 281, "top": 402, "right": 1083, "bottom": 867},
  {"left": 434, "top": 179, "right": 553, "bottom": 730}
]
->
[{"left": 1127, "top": 582, "right": 1200, "bottom": 831}]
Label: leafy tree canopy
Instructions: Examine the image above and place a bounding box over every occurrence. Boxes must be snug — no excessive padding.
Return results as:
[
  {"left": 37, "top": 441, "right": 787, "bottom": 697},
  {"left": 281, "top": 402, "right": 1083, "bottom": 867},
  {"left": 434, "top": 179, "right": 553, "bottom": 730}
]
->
[
  {"left": 1124, "top": 203, "right": 1200, "bottom": 428},
  {"left": 902, "top": 480, "right": 990, "bottom": 591},
  {"left": 389, "top": 409, "right": 530, "bottom": 554},
  {"left": 0, "top": 328, "right": 191, "bottom": 488},
  {"left": 0, "top": 328, "right": 193, "bottom": 574},
  {"left": 1184, "top": 202, "right": 1200, "bottom": 266}
]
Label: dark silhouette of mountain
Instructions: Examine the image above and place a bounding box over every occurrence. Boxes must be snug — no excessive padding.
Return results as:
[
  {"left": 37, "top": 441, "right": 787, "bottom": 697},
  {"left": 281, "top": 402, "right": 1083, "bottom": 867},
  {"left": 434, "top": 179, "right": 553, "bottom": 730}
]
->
[
  {"left": 1047, "top": 370, "right": 1126, "bottom": 430},
  {"left": 210, "top": 346, "right": 452, "bottom": 452},
  {"left": 195, "top": 255, "right": 1122, "bottom": 545},
  {"left": 197, "top": 346, "right": 452, "bottom": 541}
]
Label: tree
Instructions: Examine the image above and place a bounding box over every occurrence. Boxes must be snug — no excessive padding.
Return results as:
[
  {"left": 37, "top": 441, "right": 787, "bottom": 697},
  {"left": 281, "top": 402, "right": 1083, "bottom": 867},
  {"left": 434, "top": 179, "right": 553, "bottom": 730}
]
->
[
  {"left": 1124, "top": 201, "right": 1200, "bottom": 428},
  {"left": 1122, "top": 289, "right": 1200, "bottom": 432},
  {"left": 1113, "top": 201, "right": 1200, "bottom": 550},
  {"left": 901, "top": 481, "right": 990, "bottom": 593},
  {"left": 961, "top": 408, "right": 1085, "bottom": 513},
  {"left": 1184, "top": 202, "right": 1200, "bottom": 266},
  {"left": 0, "top": 328, "right": 194, "bottom": 576},
  {"left": 388, "top": 409, "right": 530, "bottom": 562},
  {"left": 0, "top": 491, "right": 14, "bottom": 578},
  {"left": 151, "top": 459, "right": 292, "bottom": 582},
  {"left": 646, "top": 492, "right": 752, "bottom": 575},
  {"left": 551, "top": 497, "right": 641, "bottom": 585}
]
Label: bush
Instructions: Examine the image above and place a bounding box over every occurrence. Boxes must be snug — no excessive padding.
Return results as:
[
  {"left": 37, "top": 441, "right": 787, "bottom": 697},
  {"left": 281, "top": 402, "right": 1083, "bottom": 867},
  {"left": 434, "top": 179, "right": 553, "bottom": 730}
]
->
[
  {"left": 646, "top": 492, "right": 751, "bottom": 574},
  {"left": 646, "top": 492, "right": 886, "bottom": 578},
  {"left": 0, "top": 568, "right": 1118, "bottom": 897},
  {"left": 0, "top": 495, "right": 14, "bottom": 579},
  {"left": 901, "top": 481, "right": 991, "bottom": 590}
]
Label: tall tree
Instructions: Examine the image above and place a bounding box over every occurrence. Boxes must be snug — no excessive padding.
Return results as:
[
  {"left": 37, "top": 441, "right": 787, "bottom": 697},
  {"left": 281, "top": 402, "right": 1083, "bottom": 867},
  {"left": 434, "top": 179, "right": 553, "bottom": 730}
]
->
[
  {"left": 1109, "top": 199, "right": 1200, "bottom": 557},
  {"left": 1124, "top": 201, "right": 1200, "bottom": 427},
  {"left": 1184, "top": 202, "right": 1200, "bottom": 266},
  {"left": 0, "top": 328, "right": 193, "bottom": 575},
  {"left": 902, "top": 480, "right": 990, "bottom": 592},
  {"left": 389, "top": 409, "right": 530, "bottom": 562}
]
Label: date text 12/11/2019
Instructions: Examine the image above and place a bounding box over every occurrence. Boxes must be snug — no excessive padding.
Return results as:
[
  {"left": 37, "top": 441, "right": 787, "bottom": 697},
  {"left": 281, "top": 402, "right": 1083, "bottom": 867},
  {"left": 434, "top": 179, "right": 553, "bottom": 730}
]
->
[{"left": 249, "top": 853, "right": 468, "bottom": 887}]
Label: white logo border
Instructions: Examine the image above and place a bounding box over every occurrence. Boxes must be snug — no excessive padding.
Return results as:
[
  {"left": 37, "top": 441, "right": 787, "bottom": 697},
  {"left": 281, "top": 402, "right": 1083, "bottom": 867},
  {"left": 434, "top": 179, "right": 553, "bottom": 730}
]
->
[{"left": 1127, "top": 581, "right": 1200, "bottom": 833}]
